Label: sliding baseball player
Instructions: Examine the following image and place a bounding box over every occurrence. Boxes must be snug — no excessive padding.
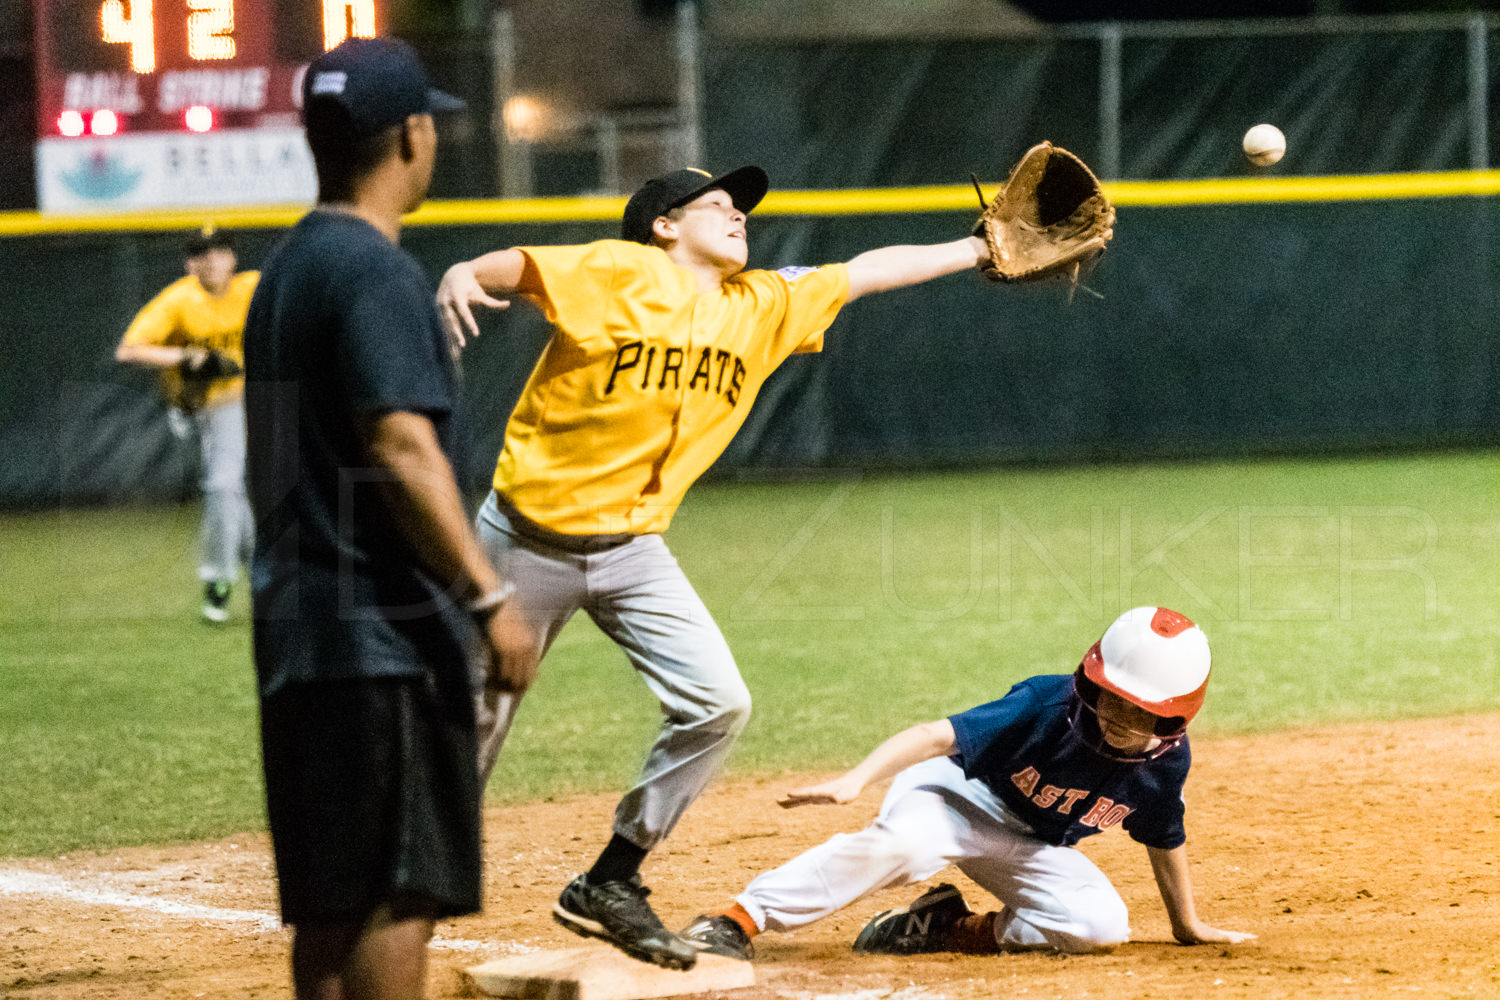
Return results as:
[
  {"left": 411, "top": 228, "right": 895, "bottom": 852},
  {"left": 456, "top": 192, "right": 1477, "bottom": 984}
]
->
[{"left": 680, "top": 607, "right": 1255, "bottom": 961}]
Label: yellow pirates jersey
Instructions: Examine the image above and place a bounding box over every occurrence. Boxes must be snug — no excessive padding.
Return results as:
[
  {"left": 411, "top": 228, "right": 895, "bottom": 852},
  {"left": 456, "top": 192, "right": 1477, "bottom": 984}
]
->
[
  {"left": 119, "top": 271, "right": 259, "bottom": 410},
  {"left": 495, "top": 240, "right": 849, "bottom": 535}
]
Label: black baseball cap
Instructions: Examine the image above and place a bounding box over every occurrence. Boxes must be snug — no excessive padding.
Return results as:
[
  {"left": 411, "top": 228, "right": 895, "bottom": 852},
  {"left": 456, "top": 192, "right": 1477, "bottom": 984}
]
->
[
  {"left": 184, "top": 224, "right": 234, "bottom": 256},
  {"left": 621, "top": 166, "right": 769, "bottom": 244},
  {"left": 302, "top": 36, "right": 465, "bottom": 140}
]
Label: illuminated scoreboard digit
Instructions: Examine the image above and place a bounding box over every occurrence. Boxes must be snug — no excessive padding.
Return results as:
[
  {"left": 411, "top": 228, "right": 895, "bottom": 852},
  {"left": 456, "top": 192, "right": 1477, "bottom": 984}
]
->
[
  {"left": 33, "top": 1, "right": 384, "bottom": 212},
  {"left": 35, "top": 1, "right": 381, "bottom": 136}
]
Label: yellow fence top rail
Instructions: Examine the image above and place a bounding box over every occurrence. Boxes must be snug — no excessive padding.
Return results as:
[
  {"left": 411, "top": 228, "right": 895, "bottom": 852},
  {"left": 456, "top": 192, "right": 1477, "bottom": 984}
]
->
[{"left": 6, "top": 170, "right": 1500, "bottom": 236}]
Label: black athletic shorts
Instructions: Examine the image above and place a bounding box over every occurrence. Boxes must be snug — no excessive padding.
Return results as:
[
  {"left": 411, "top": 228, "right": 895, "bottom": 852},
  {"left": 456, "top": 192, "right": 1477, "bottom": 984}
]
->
[{"left": 259, "top": 674, "right": 482, "bottom": 925}]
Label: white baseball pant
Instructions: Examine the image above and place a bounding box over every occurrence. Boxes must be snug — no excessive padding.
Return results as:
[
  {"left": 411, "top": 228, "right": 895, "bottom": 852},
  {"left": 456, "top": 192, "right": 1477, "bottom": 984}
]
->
[
  {"left": 195, "top": 396, "right": 253, "bottom": 585},
  {"left": 473, "top": 491, "right": 751, "bottom": 850},
  {"left": 734, "top": 756, "right": 1131, "bottom": 953}
]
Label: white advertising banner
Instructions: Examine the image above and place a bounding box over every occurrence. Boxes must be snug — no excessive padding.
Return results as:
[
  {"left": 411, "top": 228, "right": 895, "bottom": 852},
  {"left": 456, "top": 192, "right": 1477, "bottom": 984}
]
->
[{"left": 35, "top": 128, "right": 316, "bottom": 213}]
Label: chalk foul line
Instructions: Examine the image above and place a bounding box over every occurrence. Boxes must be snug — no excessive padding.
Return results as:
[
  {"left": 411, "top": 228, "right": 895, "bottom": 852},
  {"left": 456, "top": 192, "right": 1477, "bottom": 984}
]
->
[{"left": 0, "top": 869, "right": 519, "bottom": 954}]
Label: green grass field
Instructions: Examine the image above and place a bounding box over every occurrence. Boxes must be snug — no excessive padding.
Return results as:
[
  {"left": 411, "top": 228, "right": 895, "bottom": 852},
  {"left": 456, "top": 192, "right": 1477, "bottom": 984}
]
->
[{"left": 2, "top": 450, "right": 1497, "bottom": 858}]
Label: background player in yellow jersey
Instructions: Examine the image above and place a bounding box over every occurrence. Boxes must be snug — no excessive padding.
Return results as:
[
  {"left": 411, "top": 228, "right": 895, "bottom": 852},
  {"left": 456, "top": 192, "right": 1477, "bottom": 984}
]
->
[
  {"left": 116, "top": 227, "right": 257, "bottom": 622},
  {"left": 436, "top": 165, "right": 1002, "bottom": 969}
]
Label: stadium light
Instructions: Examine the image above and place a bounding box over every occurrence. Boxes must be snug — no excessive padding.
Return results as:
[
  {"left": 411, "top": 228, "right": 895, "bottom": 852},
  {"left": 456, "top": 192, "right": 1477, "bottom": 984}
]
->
[{"left": 503, "top": 96, "right": 544, "bottom": 142}]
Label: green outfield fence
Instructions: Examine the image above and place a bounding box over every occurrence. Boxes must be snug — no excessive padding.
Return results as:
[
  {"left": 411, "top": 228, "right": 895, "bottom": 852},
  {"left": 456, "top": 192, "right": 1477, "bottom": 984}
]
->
[
  {"left": 6, "top": 11, "right": 1500, "bottom": 505},
  {"left": 1, "top": 171, "right": 1497, "bottom": 507}
]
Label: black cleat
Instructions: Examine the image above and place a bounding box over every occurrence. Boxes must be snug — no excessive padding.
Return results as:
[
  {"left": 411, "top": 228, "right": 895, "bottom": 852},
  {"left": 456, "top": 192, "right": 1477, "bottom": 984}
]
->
[
  {"left": 853, "top": 883, "right": 973, "bottom": 955},
  {"left": 680, "top": 913, "right": 754, "bottom": 961},
  {"left": 553, "top": 874, "right": 698, "bottom": 971},
  {"left": 202, "top": 580, "right": 231, "bottom": 623}
]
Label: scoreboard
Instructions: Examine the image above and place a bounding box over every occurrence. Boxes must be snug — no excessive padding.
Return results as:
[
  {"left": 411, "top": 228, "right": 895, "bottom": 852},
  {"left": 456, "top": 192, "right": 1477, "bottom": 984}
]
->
[{"left": 33, "top": 1, "right": 383, "bottom": 213}]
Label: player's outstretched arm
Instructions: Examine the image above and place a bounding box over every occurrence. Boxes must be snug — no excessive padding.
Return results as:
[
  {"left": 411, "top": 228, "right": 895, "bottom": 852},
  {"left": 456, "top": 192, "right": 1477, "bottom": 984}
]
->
[
  {"left": 843, "top": 236, "right": 987, "bottom": 304},
  {"left": 778, "top": 718, "right": 957, "bottom": 808},
  {"left": 435, "top": 249, "right": 524, "bottom": 349},
  {"left": 1146, "top": 844, "right": 1257, "bottom": 945},
  {"left": 116, "top": 342, "right": 207, "bottom": 369}
]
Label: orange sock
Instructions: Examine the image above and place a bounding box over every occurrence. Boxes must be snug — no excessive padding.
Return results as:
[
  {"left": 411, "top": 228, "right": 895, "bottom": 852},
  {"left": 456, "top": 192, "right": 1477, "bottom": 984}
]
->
[
  {"left": 946, "top": 911, "right": 1001, "bottom": 954},
  {"left": 714, "top": 902, "right": 759, "bottom": 939}
]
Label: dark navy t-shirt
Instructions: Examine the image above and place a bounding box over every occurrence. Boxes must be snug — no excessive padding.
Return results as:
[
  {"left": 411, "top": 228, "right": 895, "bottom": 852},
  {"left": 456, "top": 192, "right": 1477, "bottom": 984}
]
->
[
  {"left": 948, "top": 674, "right": 1190, "bottom": 850},
  {"left": 243, "top": 210, "right": 474, "bottom": 697}
]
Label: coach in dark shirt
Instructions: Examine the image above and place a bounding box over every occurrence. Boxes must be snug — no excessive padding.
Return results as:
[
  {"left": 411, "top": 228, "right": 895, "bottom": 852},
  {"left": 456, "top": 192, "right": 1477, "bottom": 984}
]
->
[{"left": 243, "top": 37, "right": 530, "bottom": 1000}]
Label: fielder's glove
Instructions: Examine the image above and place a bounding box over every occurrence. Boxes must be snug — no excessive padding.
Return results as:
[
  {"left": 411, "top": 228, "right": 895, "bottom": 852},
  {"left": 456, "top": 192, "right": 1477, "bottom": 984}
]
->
[
  {"left": 179, "top": 347, "right": 243, "bottom": 381},
  {"left": 173, "top": 348, "right": 243, "bottom": 414},
  {"left": 972, "top": 141, "right": 1115, "bottom": 286}
]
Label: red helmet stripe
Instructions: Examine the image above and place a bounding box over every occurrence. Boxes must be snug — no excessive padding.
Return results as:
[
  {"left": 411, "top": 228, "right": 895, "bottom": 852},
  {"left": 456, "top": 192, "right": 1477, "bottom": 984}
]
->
[{"left": 1150, "top": 607, "right": 1194, "bottom": 637}]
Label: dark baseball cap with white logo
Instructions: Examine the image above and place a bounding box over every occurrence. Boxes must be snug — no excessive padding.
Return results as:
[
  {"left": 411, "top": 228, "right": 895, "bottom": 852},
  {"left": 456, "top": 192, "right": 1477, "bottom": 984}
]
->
[
  {"left": 302, "top": 36, "right": 464, "bottom": 139},
  {"left": 621, "top": 166, "right": 769, "bottom": 244}
]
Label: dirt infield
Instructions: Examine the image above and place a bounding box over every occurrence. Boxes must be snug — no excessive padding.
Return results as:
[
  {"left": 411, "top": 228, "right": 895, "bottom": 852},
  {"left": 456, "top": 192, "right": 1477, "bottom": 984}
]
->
[{"left": 5, "top": 714, "right": 1498, "bottom": 1000}]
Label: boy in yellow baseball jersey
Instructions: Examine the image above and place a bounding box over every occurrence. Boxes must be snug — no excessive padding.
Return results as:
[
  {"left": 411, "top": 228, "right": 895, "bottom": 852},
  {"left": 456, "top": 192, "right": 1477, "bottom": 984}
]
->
[
  {"left": 116, "top": 227, "right": 258, "bottom": 622},
  {"left": 436, "top": 165, "right": 996, "bottom": 969}
]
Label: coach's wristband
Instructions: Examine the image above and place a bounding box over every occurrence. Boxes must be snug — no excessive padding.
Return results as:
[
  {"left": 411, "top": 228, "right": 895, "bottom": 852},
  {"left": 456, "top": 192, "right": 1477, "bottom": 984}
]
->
[{"left": 467, "top": 582, "right": 515, "bottom": 619}]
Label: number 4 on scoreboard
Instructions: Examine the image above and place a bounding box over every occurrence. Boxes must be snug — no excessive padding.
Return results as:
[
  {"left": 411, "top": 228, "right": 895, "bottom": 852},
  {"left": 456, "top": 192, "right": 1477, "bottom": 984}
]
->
[{"left": 101, "top": 0, "right": 154, "bottom": 73}]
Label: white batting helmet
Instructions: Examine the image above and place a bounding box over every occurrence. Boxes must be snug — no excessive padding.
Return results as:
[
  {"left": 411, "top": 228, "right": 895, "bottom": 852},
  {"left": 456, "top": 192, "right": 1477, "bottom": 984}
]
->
[{"left": 1069, "top": 607, "right": 1211, "bottom": 760}]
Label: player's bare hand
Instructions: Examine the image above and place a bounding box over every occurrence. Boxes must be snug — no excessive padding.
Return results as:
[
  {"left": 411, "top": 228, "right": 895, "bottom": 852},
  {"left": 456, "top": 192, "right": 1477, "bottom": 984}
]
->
[
  {"left": 1174, "top": 921, "right": 1257, "bottom": 945},
  {"left": 436, "top": 262, "right": 510, "bottom": 351},
  {"left": 778, "top": 775, "right": 863, "bottom": 808},
  {"left": 479, "top": 600, "right": 536, "bottom": 695}
]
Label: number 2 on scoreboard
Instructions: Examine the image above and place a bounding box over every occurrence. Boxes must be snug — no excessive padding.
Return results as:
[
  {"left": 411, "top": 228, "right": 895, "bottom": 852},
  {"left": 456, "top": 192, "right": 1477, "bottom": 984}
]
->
[{"left": 187, "top": 1, "right": 235, "bottom": 61}]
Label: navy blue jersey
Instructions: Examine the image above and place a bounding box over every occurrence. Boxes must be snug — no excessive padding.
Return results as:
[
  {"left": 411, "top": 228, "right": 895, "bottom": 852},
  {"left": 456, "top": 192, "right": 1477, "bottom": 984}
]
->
[
  {"left": 243, "top": 209, "right": 473, "bottom": 698},
  {"left": 948, "top": 674, "right": 1190, "bottom": 850}
]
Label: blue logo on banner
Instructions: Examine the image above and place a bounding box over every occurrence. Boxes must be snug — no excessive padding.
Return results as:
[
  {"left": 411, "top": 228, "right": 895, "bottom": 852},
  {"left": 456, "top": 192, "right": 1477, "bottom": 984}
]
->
[{"left": 60, "top": 150, "right": 143, "bottom": 201}]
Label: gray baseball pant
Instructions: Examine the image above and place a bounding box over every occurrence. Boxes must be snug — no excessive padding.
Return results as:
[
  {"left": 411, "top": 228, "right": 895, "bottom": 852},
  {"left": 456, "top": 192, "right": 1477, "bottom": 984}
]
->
[
  {"left": 195, "top": 397, "right": 253, "bottom": 584},
  {"left": 473, "top": 491, "right": 751, "bottom": 850}
]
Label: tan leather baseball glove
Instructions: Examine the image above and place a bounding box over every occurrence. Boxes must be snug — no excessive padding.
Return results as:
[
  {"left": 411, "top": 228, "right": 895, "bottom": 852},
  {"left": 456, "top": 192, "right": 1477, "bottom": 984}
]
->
[{"left": 973, "top": 141, "right": 1115, "bottom": 286}]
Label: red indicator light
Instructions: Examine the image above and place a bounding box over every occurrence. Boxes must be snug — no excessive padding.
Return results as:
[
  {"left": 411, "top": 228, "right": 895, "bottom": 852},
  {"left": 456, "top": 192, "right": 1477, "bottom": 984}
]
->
[
  {"left": 90, "top": 109, "right": 120, "bottom": 136},
  {"left": 58, "top": 110, "right": 86, "bottom": 137},
  {"left": 185, "top": 105, "right": 215, "bottom": 133}
]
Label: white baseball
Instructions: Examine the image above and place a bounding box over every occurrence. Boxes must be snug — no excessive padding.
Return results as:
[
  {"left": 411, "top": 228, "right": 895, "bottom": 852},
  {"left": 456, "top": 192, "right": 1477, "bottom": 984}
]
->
[{"left": 1242, "top": 123, "right": 1286, "bottom": 167}]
